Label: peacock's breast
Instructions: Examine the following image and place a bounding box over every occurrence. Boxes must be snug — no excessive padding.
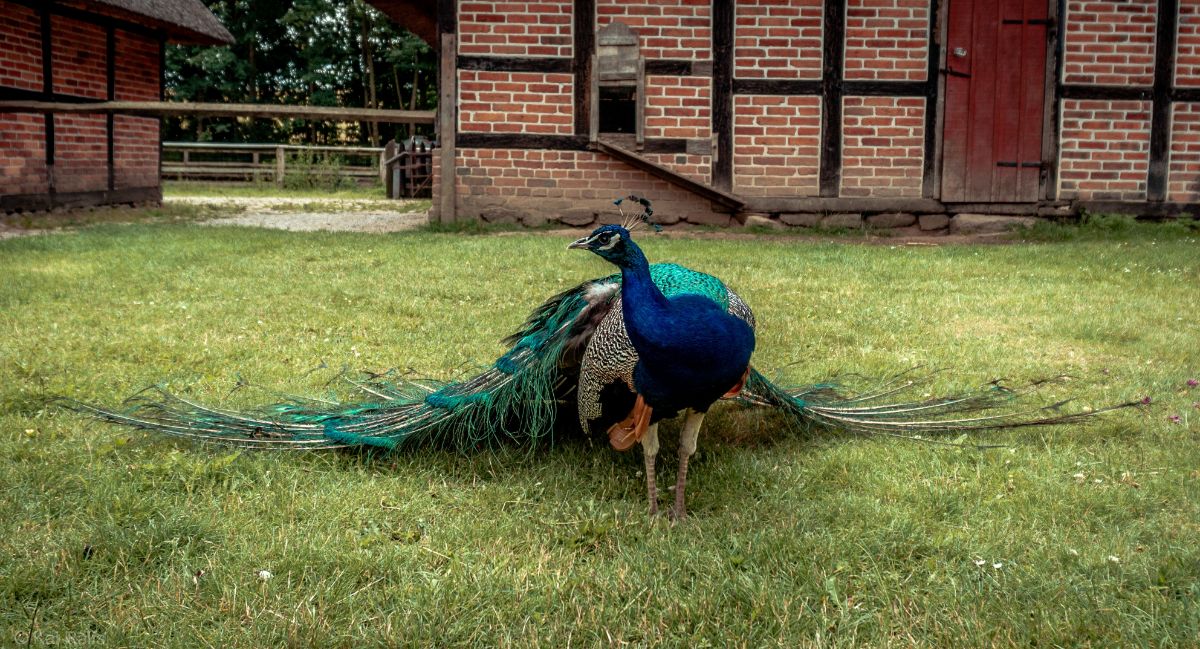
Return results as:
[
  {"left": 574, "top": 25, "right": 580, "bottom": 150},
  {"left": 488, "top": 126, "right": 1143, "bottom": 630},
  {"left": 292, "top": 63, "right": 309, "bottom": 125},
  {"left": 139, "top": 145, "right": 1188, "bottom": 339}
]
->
[{"left": 626, "top": 293, "right": 756, "bottom": 414}]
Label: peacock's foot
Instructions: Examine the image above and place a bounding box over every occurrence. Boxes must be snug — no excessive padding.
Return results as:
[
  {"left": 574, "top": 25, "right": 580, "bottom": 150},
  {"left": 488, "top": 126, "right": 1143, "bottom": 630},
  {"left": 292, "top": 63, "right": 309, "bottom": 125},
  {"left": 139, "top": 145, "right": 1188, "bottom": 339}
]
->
[{"left": 608, "top": 394, "right": 652, "bottom": 451}]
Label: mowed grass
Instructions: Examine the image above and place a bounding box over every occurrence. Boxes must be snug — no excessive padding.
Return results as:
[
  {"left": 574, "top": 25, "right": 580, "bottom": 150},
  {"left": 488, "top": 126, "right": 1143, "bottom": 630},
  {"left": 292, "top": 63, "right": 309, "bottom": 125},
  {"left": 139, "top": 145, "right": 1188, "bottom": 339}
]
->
[
  {"left": 1, "top": 223, "right": 1198, "bottom": 647},
  {"left": 163, "top": 180, "right": 388, "bottom": 200}
]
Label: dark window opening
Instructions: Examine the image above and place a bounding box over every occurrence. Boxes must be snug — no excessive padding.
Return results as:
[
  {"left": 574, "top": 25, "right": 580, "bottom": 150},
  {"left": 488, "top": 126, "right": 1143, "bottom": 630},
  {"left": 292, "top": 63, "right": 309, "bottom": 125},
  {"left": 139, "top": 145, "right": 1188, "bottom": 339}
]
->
[{"left": 599, "top": 86, "right": 637, "bottom": 134}]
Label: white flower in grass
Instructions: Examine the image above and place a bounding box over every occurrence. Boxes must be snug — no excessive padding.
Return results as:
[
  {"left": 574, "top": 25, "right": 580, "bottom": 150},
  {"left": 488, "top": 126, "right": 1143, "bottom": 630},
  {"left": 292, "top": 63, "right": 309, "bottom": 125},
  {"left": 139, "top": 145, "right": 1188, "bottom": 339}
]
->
[
  {"left": 257, "top": 569, "right": 273, "bottom": 581},
  {"left": 974, "top": 558, "right": 986, "bottom": 567},
  {"left": 1067, "top": 548, "right": 1079, "bottom": 556},
  {"left": 1107, "top": 555, "right": 1120, "bottom": 564},
  {"left": 992, "top": 562, "right": 1003, "bottom": 570}
]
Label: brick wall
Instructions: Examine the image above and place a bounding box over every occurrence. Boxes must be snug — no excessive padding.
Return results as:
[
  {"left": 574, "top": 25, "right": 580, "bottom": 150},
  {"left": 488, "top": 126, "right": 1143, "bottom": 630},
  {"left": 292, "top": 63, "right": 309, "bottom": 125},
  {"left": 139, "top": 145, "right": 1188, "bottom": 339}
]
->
[
  {"left": 732, "top": 95, "right": 820, "bottom": 196},
  {"left": 844, "top": 0, "right": 928, "bottom": 81},
  {"left": 52, "top": 15, "right": 107, "bottom": 99},
  {"left": 1063, "top": 0, "right": 1156, "bottom": 86},
  {"left": 1, "top": 2, "right": 48, "bottom": 196},
  {"left": 1178, "top": 2, "right": 1200, "bottom": 87},
  {"left": 1168, "top": 102, "right": 1200, "bottom": 201},
  {"left": 840, "top": 96, "right": 924, "bottom": 197},
  {"left": 458, "top": 0, "right": 572, "bottom": 57},
  {"left": 1, "top": 1, "right": 162, "bottom": 203},
  {"left": 114, "top": 114, "right": 160, "bottom": 190},
  {"left": 644, "top": 75, "right": 710, "bottom": 139},
  {"left": 458, "top": 70, "right": 574, "bottom": 134},
  {"left": 114, "top": 28, "right": 161, "bottom": 189},
  {"left": 115, "top": 28, "right": 160, "bottom": 101},
  {"left": 0, "top": 114, "right": 49, "bottom": 195},
  {"left": 0, "top": 2, "right": 43, "bottom": 92},
  {"left": 437, "top": 0, "right": 1200, "bottom": 219},
  {"left": 1058, "top": 99, "right": 1151, "bottom": 201},
  {"left": 734, "top": 0, "right": 822, "bottom": 79},
  {"left": 643, "top": 152, "right": 711, "bottom": 184},
  {"left": 451, "top": 148, "right": 732, "bottom": 225},
  {"left": 53, "top": 114, "right": 109, "bottom": 193},
  {"left": 597, "top": 0, "right": 711, "bottom": 60}
]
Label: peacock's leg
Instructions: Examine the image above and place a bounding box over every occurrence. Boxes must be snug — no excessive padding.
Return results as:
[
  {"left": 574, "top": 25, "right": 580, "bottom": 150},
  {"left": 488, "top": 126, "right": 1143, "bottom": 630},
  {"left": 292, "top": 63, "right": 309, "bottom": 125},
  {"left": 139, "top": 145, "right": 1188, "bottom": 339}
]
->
[
  {"left": 671, "top": 410, "right": 705, "bottom": 520},
  {"left": 642, "top": 423, "right": 660, "bottom": 516}
]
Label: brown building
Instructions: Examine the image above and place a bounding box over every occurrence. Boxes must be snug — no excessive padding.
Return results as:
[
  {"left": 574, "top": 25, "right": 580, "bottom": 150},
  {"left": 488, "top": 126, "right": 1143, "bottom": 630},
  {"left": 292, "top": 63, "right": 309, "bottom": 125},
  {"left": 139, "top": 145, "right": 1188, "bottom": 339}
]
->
[
  {"left": 0, "top": 0, "right": 232, "bottom": 212},
  {"left": 369, "top": 0, "right": 1200, "bottom": 228}
]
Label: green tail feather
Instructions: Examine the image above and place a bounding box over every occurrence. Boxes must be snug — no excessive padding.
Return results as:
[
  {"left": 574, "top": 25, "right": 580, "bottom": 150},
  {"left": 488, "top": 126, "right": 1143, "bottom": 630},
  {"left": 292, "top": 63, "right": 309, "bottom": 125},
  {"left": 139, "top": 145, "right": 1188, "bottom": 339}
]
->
[
  {"left": 61, "top": 282, "right": 597, "bottom": 452},
  {"left": 736, "top": 368, "right": 1142, "bottom": 446}
]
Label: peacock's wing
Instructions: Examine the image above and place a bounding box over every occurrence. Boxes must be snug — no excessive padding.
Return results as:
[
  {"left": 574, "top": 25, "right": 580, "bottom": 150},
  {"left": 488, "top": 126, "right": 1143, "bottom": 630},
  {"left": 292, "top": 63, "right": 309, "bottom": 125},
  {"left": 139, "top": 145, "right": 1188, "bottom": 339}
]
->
[
  {"left": 576, "top": 264, "right": 755, "bottom": 436},
  {"left": 577, "top": 297, "right": 638, "bottom": 435}
]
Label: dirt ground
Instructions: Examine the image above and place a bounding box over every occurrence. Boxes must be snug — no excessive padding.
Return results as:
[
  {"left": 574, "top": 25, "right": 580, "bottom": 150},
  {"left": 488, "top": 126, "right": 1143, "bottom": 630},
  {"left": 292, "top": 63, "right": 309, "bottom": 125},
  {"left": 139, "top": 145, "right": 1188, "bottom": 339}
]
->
[
  {"left": 2, "top": 196, "right": 1019, "bottom": 245},
  {"left": 180, "top": 196, "right": 430, "bottom": 233}
]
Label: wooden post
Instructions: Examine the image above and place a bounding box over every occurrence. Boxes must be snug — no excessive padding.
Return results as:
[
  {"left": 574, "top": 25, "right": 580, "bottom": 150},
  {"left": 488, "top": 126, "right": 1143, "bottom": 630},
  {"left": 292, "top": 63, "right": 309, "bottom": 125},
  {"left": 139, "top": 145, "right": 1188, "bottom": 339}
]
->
[
  {"left": 252, "top": 151, "right": 260, "bottom": 183},
  {"left": 438, "top": 32, "right": 457, "bottom": 223},
  {"left": 382, "top": 139, "right": 397, "bottom": 196},
  {"left": 589, "top": 54, "right": 599, "bottom": 144},
  {"left": 635, "top": 56, "right": 646, "bottom": 150},
  {"left": 275, "top": 146, "right": 285, "bottom": 187}
]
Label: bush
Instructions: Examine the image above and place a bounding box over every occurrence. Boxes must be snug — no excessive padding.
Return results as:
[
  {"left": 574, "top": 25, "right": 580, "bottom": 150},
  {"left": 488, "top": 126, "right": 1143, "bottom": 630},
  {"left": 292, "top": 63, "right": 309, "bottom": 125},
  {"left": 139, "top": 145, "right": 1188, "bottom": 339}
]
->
[{"left": 281, "top": 151, "right": 357, "bottom": 191}]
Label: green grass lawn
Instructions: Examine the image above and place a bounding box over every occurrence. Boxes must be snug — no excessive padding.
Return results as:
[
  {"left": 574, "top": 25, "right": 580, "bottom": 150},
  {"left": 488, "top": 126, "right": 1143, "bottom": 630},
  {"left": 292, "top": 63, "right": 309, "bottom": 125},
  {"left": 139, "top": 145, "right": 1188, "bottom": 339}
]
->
[
  {"left": 163, "top": 180, "right": 389, "bottom": 200},
  {"left": 1, "top": 223, "right": 1198, "bottom": 647}
]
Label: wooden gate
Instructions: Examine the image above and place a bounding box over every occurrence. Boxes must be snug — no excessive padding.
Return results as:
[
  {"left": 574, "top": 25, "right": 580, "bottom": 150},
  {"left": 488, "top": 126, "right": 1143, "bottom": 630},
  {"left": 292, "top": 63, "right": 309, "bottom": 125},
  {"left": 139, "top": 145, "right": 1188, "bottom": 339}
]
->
[{"left": 941, "top": 0, "right": 1049, "bottom": 203}]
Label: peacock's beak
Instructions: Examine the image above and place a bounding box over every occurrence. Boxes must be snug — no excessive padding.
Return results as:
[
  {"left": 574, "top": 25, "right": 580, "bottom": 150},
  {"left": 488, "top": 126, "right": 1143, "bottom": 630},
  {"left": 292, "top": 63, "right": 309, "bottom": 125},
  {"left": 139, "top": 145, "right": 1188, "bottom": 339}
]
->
[{"left": 567, "top": 236, "right": 591, "bottom": 250}]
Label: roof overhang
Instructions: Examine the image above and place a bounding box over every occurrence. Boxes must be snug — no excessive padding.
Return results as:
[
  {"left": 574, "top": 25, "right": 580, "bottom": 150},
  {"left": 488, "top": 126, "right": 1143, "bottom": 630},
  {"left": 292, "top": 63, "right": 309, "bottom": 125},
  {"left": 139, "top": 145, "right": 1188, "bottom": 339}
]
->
[
  {"left": 362, "top": 0, "right": 438, "bottom": 48},
  {"left": 63, "top": 0, "right": 235, "bottom": 45}
]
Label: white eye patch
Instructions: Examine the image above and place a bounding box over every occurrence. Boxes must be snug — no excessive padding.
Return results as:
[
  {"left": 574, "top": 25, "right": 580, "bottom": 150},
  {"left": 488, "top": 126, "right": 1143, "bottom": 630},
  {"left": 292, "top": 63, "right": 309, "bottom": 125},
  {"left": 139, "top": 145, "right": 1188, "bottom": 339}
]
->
[{"left": 595, "top": 234, "right": 621, "bottom": 251}]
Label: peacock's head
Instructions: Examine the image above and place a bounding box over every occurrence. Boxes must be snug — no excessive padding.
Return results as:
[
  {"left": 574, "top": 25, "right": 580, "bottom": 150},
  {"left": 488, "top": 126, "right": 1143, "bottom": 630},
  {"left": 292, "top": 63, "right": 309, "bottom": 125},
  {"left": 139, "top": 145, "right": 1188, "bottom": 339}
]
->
[{"left": 567, "top": 224, "right": 638, "bottom": 266}]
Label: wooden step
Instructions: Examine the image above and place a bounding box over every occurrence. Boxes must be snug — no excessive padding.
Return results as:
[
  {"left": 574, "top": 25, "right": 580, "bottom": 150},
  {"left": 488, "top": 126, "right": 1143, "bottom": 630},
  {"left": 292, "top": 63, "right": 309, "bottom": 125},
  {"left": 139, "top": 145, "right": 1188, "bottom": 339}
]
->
[{"left": 592, "top": 139, "right": 745, "bottom": 216}]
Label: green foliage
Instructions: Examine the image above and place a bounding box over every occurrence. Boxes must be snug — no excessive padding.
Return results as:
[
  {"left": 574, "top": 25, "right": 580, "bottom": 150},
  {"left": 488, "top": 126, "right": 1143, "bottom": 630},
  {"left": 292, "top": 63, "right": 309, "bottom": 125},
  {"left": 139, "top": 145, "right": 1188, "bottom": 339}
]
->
[
  {"left": 163, "top": 181, "right": 388, "bottom": 200},
  {"left": 1, "top": 226, "right": 1198, "bottom": 646},
  {"left": 281, "top": 152, "right": 357, "bottom": 191},
  {"left": 165, "top": 0, "right": 437, "bottom": 145},
  {"left": 1014, "top": 211, "right": 1200, "bottom": 241}
]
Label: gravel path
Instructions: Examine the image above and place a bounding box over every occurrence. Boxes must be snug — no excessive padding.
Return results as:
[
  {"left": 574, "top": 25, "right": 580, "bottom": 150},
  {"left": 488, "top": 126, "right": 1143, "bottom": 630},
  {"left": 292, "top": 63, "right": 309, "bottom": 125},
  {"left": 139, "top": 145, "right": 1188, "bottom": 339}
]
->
[
  {"left": 177, "top": 196, "right": 430, "bottom": 233},
  {"left": 203, "top": 210, "right": 428, "bottom": 233}
]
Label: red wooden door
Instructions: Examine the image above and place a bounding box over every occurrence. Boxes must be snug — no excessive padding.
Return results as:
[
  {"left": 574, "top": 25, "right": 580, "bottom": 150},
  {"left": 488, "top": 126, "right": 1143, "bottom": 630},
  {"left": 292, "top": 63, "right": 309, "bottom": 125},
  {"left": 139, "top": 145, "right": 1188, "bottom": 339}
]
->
[{"left": 941, "top": 0, "right": 1048, "bottom": 202}]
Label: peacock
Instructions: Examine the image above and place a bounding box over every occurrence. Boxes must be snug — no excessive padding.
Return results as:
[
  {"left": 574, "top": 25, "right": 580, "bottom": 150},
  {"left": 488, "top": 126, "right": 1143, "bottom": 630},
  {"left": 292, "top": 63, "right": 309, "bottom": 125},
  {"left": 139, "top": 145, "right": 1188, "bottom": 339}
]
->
[{"left": 63, "top": 198, "right": 1139, "bottom": 519}]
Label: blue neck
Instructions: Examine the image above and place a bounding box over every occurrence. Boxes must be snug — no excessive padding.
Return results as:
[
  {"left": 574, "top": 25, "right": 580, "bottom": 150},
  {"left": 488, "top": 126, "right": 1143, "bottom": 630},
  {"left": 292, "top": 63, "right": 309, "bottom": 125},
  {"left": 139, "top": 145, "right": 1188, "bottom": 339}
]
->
[{"left": 615, "top": 243, "right": 670, "bottom": 333}]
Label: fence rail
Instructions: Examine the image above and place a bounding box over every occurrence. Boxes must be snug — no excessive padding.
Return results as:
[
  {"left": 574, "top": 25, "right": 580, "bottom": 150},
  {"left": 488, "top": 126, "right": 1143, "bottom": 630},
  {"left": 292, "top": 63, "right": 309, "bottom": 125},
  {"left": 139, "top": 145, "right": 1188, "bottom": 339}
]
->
[
  {"left": 162, "top": 141, "right": 433, "bottom": 198},
  {"left": 161, "top": 142, "right": 384, "bottom": 186}
]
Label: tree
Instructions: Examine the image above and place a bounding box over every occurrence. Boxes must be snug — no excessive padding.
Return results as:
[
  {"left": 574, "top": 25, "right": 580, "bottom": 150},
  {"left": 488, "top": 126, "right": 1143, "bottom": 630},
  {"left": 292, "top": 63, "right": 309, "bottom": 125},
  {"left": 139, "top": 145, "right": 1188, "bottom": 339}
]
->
[{"left": 164, "top": 0, "right": 437, "bottom": 145}]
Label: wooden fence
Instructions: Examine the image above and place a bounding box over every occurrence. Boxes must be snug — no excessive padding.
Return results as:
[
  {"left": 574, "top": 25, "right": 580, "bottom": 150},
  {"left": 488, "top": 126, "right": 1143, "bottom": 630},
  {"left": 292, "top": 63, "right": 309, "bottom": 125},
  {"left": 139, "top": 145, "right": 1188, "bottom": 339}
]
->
[
  {"left": 162, "top": 141, "right": 434, "bottom": 198},
  {"left": 161, "top": 142, "right": 384, "bottom": 186},
  {"left": 382, "top": 139, "right": 434, "bottom": 199}
]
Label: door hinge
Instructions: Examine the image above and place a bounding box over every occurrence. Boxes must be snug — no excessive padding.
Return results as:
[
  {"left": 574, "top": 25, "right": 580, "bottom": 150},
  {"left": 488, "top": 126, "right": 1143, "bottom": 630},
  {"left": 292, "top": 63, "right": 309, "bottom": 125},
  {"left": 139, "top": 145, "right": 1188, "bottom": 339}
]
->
[
  {"left": 997, "top": 161, "right": 1045, "bottom": 169},
  {"left": 940, "top": 67, "right": 971, "bottom": 78}
]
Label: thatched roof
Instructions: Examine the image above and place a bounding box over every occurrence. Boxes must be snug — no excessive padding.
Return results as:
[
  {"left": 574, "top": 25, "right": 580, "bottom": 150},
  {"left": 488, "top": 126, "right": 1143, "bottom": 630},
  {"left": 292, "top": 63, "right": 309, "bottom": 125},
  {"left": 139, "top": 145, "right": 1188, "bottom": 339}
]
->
[{"left": 69, "top": 0, "right": 234, "bottom": 45}]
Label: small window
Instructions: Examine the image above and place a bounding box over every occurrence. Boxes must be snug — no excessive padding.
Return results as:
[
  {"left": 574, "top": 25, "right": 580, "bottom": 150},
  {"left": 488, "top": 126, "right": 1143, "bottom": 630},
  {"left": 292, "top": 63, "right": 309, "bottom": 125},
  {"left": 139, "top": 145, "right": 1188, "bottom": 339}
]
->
[{"left": 599, "top": 86, "right": 637, "bottom": 134}]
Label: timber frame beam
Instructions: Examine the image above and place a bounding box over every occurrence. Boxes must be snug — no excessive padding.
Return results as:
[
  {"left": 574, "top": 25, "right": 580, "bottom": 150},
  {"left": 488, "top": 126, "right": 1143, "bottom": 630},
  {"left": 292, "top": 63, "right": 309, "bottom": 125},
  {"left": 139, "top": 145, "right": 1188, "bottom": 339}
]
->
[{"left": 0, "top": 100, "right": 435, "bottom": 124}]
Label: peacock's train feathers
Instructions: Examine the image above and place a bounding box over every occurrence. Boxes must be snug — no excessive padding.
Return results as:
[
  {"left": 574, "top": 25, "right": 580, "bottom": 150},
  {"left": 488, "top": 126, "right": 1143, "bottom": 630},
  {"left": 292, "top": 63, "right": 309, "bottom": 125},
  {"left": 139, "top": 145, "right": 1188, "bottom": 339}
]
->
[
  {"left": 62, "top": 267, "right": 1138, "bottom": 453},
  {"left": 62, "top": 197, "right": 1140, "bottom": 461}
]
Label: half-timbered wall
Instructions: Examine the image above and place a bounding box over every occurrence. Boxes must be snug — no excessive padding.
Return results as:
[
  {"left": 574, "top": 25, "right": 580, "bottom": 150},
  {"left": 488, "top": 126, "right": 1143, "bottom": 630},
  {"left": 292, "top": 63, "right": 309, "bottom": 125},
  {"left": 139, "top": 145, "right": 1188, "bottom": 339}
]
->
[
  {"left": 433, "top": 0, "right": 1200, "bottom": 223},
  {"left": 0, "top": 0, "right": 164, "bottom": 211}
]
